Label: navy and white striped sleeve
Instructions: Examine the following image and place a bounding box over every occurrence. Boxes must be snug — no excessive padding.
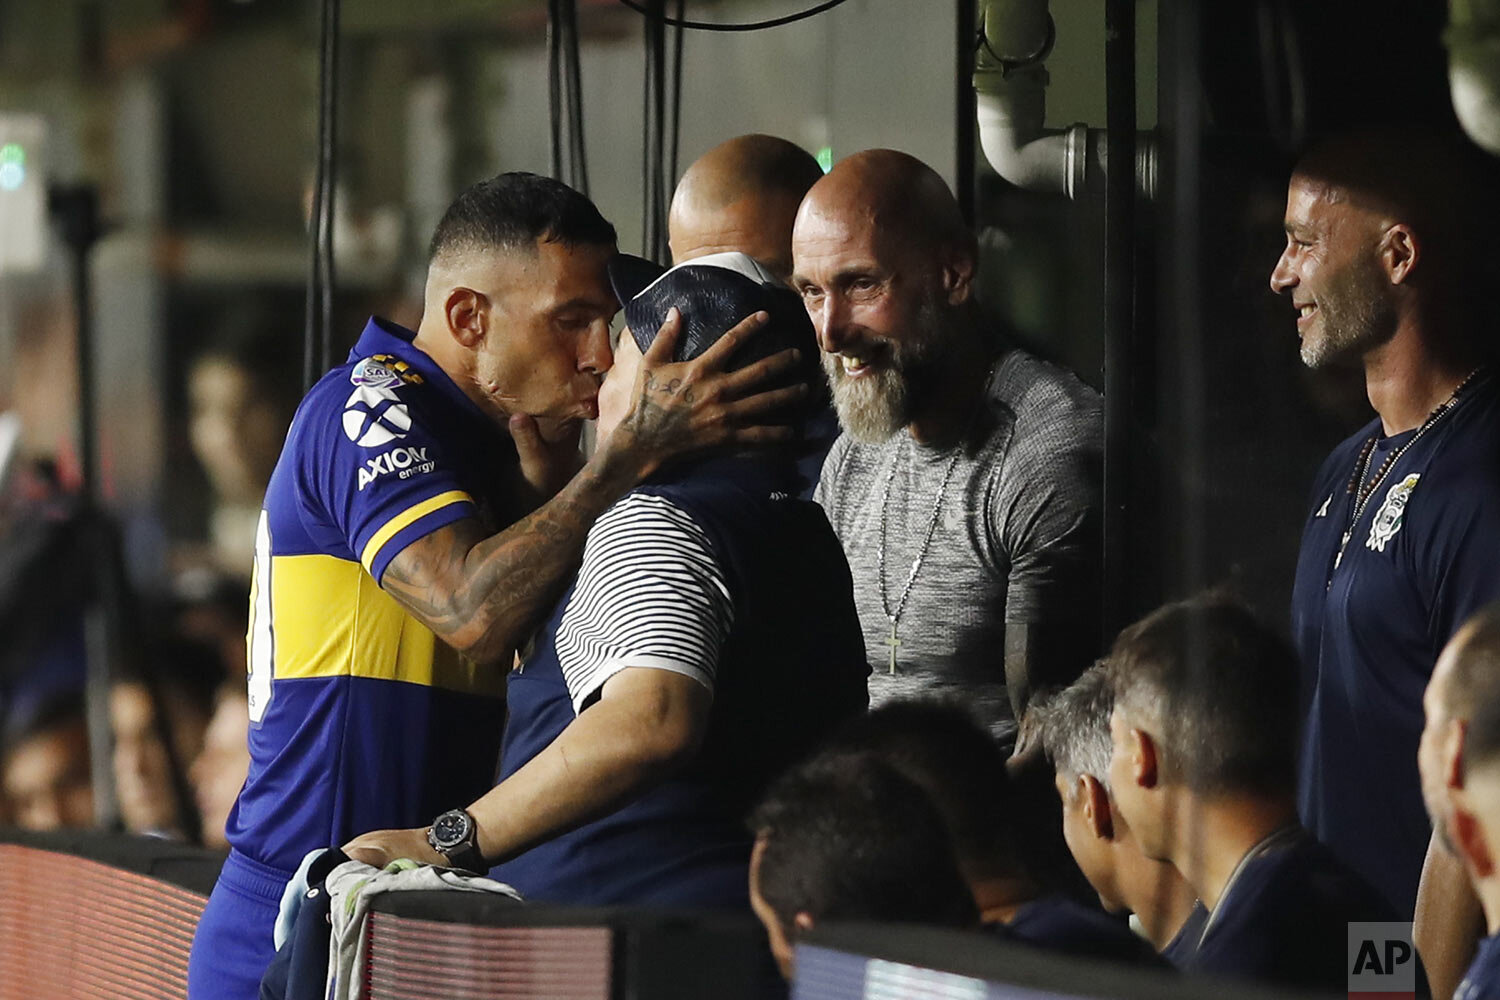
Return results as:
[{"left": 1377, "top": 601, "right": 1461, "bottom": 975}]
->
[{"left": 555, "top": 493, "right": 734, "bottom": 714}]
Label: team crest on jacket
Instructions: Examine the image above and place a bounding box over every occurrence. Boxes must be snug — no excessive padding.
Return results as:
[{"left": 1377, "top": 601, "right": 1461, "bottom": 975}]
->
[{"left": 1366, "top": 474, "right": 1421, "bottom": 553}]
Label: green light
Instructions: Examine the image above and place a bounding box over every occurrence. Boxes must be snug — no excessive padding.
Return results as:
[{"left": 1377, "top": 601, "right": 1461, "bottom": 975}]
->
[
  {"left": 0, "top": 143, "right": 23, "bottom": 168},
  {"left": 816, "top": 146, "right": 833, "bottom": 173}
]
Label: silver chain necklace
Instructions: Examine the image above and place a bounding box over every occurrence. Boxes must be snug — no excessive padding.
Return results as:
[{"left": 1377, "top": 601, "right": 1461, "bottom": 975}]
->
[{"left": 877, "top": 439, "right": 962, "bottom": 674}]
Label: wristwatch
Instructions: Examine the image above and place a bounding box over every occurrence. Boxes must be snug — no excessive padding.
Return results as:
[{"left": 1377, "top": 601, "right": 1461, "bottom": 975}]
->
[{"left": 426, "top": 808, "right": 487, "bottom": 873}]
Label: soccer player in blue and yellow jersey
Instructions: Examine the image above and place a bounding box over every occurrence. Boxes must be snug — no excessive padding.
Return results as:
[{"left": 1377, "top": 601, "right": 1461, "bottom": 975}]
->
[
  {"left": 186, "top": 173, "right": 803, "bottom": 1000},
  {"left": 343, "top": 253, "right": 867, "bottom": 907}
]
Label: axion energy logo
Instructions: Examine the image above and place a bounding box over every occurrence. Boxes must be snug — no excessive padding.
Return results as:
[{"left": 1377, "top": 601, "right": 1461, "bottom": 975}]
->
[{"left": 1349, "top": 922, "right": 1417, "bottom": 999}]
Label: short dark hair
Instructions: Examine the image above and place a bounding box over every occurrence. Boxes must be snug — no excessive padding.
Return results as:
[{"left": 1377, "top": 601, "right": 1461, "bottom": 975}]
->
[
  {"left": 1295, "top": 127, "right": 1499, "bottom": 282},
  {"left": 1038, "top": 663, "right": 1114, "bottom": 790},
  {"left": 821, "top": 700, "right": 1022, "bottom": 877},
  {"left": 1445, "top": 603, "right": 1500, "bottom": 770},
  {"left": 428, "top": 172, "right": 616, "bottom": 263},
  {"left": 748, "top": 751, "right": 978, "bottom": 931},
  {"left": 1109, "top": 595, "right": 1299, "bottom": 797}
]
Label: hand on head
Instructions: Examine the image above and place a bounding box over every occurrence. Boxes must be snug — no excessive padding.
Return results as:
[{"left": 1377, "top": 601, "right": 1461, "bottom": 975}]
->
[{"left": 600, "top": 306, "right": 807, "bottom": 478}]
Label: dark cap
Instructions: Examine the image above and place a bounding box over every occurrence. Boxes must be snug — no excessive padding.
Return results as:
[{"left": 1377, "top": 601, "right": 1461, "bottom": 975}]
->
[{"left": 606, "top": 251, "right": 816, "bottom": 376}]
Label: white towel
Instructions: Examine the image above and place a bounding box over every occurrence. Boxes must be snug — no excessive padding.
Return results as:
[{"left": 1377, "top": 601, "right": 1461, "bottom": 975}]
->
[{"left": 323, "top": 858, "right": 524, "bottom": 1000}]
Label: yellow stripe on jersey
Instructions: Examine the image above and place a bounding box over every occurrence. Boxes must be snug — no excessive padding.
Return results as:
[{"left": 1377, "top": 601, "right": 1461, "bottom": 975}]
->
[
  {"left": 358, "top": 489, "right": 473, "bottom": 575},
  {"left": 268, "top": 552, "right": 505, "bottom": 696}
]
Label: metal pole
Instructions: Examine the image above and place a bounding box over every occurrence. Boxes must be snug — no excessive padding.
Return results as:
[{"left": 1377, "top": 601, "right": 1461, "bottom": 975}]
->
[
  {"left": 956, "top": 0, "right": 979, "bottom": 226},
  {"left": 1102, "top": 0, "right": 1137, "bottom": 637},
  {"left": 52, "top": 183, "right": 120, "bottom": 829}
]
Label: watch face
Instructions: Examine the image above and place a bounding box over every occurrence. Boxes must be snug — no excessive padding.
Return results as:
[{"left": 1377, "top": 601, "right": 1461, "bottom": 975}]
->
[{"left": 431, "top": 810, "right": 471, "bottom": 849}]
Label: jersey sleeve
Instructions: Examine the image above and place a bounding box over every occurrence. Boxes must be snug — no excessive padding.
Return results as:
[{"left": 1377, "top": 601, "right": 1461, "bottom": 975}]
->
[
  {"left": 554, "top": 493, "right": 734, "bottom": 714},
  {"left": 300, "top": 379, "right": 477, "bottom": 583}
]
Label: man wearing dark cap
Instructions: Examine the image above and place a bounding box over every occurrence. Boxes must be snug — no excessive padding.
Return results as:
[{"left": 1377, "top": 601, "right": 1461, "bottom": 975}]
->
[{"left": 346, "top": 252, "right": 869, "bottom": 908}]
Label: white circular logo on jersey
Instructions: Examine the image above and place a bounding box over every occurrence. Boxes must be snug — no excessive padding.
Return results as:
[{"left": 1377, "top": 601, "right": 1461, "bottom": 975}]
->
[{"left": 342, "top": 385, "right": 412, "bottom": 447}]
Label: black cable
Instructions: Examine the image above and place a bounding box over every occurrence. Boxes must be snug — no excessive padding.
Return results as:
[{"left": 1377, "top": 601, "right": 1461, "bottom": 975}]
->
[
  {"left": 305, "top": 0, "right": 340, "bottom": 387},
  {"left": 616, "top": 0, "right": 852, "bottom": 32},
  {"left": 319, "top": 0, "right": 338, "bottom": 374},
  {"left": 324, "top": 0, "right": 342, "bottom": 373},
  {"left": 667, "top": 0, "right": 685, "bottom": 186},
  {"left": 547, "top": 0, "right": 563, "bottom": 179},
  {"left": 642, "top": 0, "right": 666, "bottom": 258},
  {"left": 640, "top": 14, "right": 651, "bottom": 251},
  {"left": 302, "top": 167, "right": 322, "bottom": 390},
  {"left": 564, "top": 0, "right": 589, "bottom": 194},
  {"left": 640, "top": 10, "right": 650, "bottom": 251}
]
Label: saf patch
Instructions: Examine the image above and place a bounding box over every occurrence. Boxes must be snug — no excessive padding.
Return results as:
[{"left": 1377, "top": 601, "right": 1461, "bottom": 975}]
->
[{"left": 350, "top": 354, "right": 426, "bottom": 390}]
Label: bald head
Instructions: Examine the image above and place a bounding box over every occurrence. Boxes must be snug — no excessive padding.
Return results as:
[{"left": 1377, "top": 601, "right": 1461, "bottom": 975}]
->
[
  {"left": 796, "top": 149, "right": 975, "bottom": 267},
  {"left": 668, "top": 134, "right": 824, "bottom": 278}
]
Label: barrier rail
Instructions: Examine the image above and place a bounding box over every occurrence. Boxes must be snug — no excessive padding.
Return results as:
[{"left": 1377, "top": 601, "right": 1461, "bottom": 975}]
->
[
  {"left": 0, "top": 830, "right": 780, "bottom": 1000},
  {"left": 0, "top": 830, "right": 220, "bottom": 1000}
]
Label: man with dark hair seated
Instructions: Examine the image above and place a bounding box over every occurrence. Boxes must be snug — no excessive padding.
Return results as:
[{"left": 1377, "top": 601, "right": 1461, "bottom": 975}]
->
[
  {"left": 346, "top": 251, "right": 868, "bottom": 907},
  {"left": 825, "top": 700, "right": 1160, "bottom": 966},
  {"left": 1035, "top": 664, "right": 1201, "bottom": 960},
  {"left": 747, "top": 751, "right": 979, "bottom": 979},
  {"left": 1107, "top": 595, "right": 1396, "bottom": 991}
]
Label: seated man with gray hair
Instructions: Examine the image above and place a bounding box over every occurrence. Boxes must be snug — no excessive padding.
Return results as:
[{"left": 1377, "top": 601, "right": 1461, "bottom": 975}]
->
[
  {"left": 346, "top": 251, "right": 869, "bottom": 908},
  {"left": 1036, "top": 663, "right": 1200, "bottom": 960},
  {"left": 1106, "top": 595, "right": 1396, "bottom": 991}
]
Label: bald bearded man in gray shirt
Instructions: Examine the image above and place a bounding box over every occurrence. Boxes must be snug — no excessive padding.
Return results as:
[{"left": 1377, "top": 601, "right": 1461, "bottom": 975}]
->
[{"left": 792, "top": 150, "right": 1103, "bottom": 737}]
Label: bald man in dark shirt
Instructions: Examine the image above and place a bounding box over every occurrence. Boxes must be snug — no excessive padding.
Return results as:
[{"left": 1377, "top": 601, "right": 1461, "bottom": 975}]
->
[
  {"left": 670, "top": 134, "right": 836, "bottom": 492},
  {"left": 668, "top": 134, "right": 825, "bottom": 279}
]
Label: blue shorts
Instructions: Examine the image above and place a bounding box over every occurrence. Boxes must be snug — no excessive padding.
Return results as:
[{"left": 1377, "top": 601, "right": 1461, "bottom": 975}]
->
[{"left": 188, "top": 849, "right": 293, "bottom": 1000}]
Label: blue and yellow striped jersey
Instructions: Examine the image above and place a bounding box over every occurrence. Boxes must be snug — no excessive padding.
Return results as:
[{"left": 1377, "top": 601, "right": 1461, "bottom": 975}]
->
[{"left": 229, "top": 317, "right": 511, "bottom": 873}]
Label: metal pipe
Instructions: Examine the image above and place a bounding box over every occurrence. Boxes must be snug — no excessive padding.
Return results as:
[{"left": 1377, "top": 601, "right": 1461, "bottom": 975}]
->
[
  {"left": 1448, "top": 0, "right": 1500, "bottom": 157},
  {"left": 980, "top": 0, "right": 1050, "bottom": 62},
  {"left": 974, "top": 0, "right": 1155, "bottom": 200}
]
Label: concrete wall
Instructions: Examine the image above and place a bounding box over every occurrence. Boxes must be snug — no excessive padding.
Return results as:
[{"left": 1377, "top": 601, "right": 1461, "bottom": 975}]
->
[{"left": 485, "top": 0, "right": 960, "bottom": 257}]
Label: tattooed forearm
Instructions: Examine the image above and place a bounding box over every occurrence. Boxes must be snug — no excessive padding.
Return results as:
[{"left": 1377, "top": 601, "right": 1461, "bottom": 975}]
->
[
  {"left": 381, "top": 455, "right": 639, "bottom": 665},
  {"left": 378, "top": 310, "right": 789, "bottom": 661}
]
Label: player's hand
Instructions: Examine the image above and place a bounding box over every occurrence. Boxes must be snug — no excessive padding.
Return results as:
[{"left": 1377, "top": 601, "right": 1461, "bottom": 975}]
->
[
  {"left": 603, "top": 307, "right": 808, "bottom": 478},
  {"left": 342, "top": 827, "right": 445, "bottom": 869},
  {"left": 508, "top": 413, "right": 584, "bottom": 506}
]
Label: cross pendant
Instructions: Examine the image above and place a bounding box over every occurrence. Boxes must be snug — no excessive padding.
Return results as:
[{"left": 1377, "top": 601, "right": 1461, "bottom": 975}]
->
[{"left": 886, "top": 621, "right": 902, "bottom": 674}]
